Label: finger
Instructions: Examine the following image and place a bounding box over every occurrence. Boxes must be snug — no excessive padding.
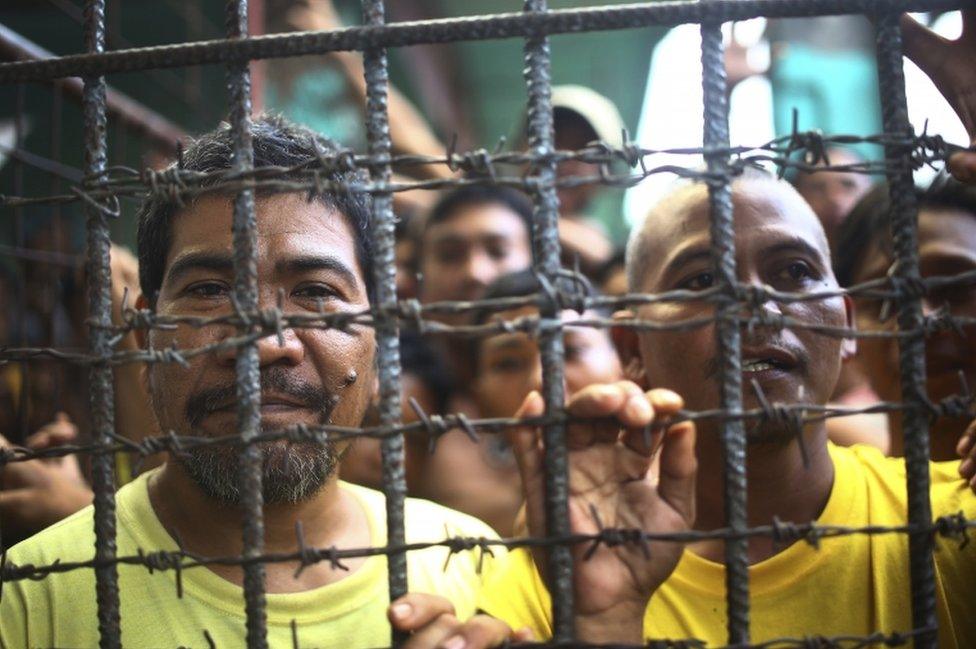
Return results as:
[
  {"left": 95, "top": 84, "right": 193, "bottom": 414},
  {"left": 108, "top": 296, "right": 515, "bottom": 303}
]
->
[
  {"left": 509, "top": 391, "right": 546, "bottom": 537},
  {"left": 400, "top": 613, "right": 460, "bottom": 649},
  {"left": 958, "top": 419, "right": 976, "bottom": 458},
  {"left": 513, "top": 627, "right": 535, "bottom": 643},
  {"left": 656, "top": 420, "right": 698, "bottom": 526},
  {"left": 900, "top": 14, "right": 951, "bottom": 86},
  {"left": 389, "top": 593, "right": 456, "bottom": 632},
  {"left": 959, "top": 420, "right": 976, "bottom": 478},
  {"left": 508, "top": 391, "right": 545, "bottom": 483},
  {"left": 566, "top": 382, "right": 642, "bottom": 421},
  {"left": 25, "top": 419, "right": 79, "bottom": 451},
  {"left": 0, "top": 489, "right": 33, "bottom": 518},
  {"left": 621, "top": 389, "right": 684, "bottom": 456},
  {"left": 442, "top": 614, "right": 513, "bottom": 649},
  {"left": 948, "top": 150, "right": 976, "bottom": 185}
]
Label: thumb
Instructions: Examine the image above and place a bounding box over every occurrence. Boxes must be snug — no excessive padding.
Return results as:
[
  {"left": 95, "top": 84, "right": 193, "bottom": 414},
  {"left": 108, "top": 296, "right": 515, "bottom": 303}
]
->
[{"left": 656, "top": 421, "right": 697, "bottom": 527}]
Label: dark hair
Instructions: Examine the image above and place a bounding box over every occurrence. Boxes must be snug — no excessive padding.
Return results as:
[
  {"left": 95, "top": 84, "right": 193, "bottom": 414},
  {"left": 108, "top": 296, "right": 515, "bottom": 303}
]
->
[
  {"left": 788, "top": 145, "right": 866, "bottom": 187},
  {"left": 423, "top": 182, "right": 534, "bottom": 244},
  {"left": 471, "top": 269, "right": 605, "bottom": 326},
  {"left": 137, "top": 113, "right": 373, "bottom": 307},
  {"left": 833, "top": 174, "right": 976, "bottom": 287},
  {"left": 553, "top": 107, "right": 598, "bottom": 148}
]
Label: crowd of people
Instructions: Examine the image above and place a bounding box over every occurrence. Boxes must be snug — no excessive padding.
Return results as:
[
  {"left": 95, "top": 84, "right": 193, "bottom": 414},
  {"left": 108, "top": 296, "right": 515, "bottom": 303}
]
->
[{"left": 2, "top": 5, "right": 976, "bottom": 649}]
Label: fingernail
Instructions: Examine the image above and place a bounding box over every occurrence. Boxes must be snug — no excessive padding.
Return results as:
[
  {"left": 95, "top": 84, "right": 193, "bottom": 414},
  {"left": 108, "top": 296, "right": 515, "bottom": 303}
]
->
[
  {"left": 441, "top": 636, "right": 466, "bottom": 649},
  {"left": 625, "top": 396, "right": 651, "bottom": 421},
  {"left": 390, "top": 603, "right": 412, "bottom": 620},
  {"left": 960, "top": 457, "right": 974, "bottom": 477},
  {"left": 957, "top": 436, "right": 972, "bottom": 457},
  {"left": 657, "top": 389, "right": 683, "bottom": 408}
]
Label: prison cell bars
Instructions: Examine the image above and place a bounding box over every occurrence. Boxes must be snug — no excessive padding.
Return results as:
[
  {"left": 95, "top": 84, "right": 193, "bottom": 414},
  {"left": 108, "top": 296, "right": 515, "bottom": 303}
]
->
[
  {"left": 361, "top": 0, "right": 410, "bottom": 622},
  {"left": 81, "top": 0, "right": 122, "bottom": 647},
  {"left": 223, "top": 0, "right": 272, "bottom": 646},
  {"left": 522, "top": 0, "right": 574, "bottom": 640},
  {"left": 0, "top": 0, "right": 966, "bottom": 646},
  {"left": 700, "top": 18, "right": 750, "bottom": 645},
  {"left": 873, "top": 13, "right": 938, "bottom": 649}
]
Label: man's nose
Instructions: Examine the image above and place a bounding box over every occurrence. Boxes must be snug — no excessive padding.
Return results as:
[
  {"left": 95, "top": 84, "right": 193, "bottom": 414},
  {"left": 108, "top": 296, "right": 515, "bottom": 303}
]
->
[
  {"left": 462, "top": 251, "right": 495, "bottom": 289},
  {"left": 257, "top": 328, "right": 305, "bottom": 367},
  {"left": 216, "top": 326, "right": 305, "bottom": 367}
]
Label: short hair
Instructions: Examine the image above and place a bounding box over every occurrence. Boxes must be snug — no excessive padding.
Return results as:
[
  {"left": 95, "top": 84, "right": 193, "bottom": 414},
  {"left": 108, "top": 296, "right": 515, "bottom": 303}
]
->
[
  {"left": 470, "top": 269, "right": 605, "bottom": 364},
  {"left": 423, "top": 183, "right": 534, "bottom": 243},
  {"left": 833, "top": 175, "right": 976, "bottom": 287},
  {"left": 471, "top": 269, "right": 605, "bottom": 326},
  {"left": 137, "top": 113, "right": 374, "bottom": 307},
  {"left": 624, "top": 167, "right": 816, "bottom": 292}
]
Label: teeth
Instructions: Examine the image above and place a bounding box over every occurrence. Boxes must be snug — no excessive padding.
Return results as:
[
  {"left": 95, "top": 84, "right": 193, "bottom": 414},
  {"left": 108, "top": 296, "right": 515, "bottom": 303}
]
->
[{"left": 743, "top": 360, "right": 775, "bottom": 372}]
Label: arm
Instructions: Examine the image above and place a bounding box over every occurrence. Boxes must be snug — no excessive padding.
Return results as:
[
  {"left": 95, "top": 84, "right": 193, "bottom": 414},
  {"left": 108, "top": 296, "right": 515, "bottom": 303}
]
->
[
  {"left": 902, "top": 11, "right": 976, "bottom": 183},
  {"left": 0, "top": 415, "right": 93, "bottom": 539},
  {"left": 511, "top": 382, "right": 697, "bottom": 642},
  {"left": 286, "top": 0, "right": 452, "bottom": 180}
]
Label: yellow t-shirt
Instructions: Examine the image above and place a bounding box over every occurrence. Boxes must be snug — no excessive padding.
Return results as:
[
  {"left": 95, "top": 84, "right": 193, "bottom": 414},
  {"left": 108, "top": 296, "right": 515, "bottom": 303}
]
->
[
  {"left": 1, "top": 471, "right": 504, "bottom": 648},
  {"left": 479, "top": 443, "right": 976, "bottom": 647}
]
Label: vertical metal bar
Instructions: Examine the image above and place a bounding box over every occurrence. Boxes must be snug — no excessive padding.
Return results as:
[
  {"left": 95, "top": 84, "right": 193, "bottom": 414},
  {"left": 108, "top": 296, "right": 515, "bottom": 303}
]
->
[
  {"left": 700, "top": 18, "right": 750, "bottom": 645},
  {"left": 225, "top": 0, "right": 268, "bottom": 647},
  {"left": 522, "top": 0, "right": 572, "bottom": 640},
  {"left": 873, "top": 12, "right": 937, "bottom": 648},
  {"left": 360, "top": 0, "right": 408, "bottom": 632},
  {"left": 13, "top": 84, "right": 29, "bottom": 444},
  {"left": 50, "top": 84, "right": 65, "bottom": 415},
  {"left": 82, "top": 0, "right": 122, "bottom": 646}
]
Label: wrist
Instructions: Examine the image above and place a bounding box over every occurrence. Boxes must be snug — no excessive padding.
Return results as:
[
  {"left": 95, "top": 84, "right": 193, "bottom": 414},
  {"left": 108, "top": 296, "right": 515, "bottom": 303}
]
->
[{"left": 575, "top": 601, "right": 646, "bottom": 643}]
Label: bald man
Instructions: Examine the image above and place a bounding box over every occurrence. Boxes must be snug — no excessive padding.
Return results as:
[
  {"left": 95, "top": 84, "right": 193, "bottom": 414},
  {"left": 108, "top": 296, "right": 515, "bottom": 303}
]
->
[{"left": 478, "top": 171, "right": 976, "bottom": 647}]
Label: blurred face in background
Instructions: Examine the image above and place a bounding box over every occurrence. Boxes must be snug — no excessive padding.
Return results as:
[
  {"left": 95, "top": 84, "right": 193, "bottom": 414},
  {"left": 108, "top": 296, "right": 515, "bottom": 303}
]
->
[
  {"left": 475, "top": 305, "right": 623, "bottom": 419},
  {"left": 848, "top": 206, "right": 976, "bottom": 458},
  {"left": 794, "top": 148, "right": 872, "bottom": 244},
  {"left": 419, "top": 202, "right": 532, "bottom": 323}
]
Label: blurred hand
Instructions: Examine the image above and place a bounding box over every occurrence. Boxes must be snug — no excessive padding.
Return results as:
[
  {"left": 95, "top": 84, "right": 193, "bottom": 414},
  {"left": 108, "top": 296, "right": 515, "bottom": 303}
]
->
[
  {"left": 388, "top": 593, "right": 532, "bottom": 649},
  {"left": 902, "top": 11, "right": 976, "bottom": 184},
  {"left": 955, "top": 418, "right": 976, "bottom": 492},
  {"left": 510, "top": 382, "right": 697, "bottom": 642},
  {"left": 0, "top": 414, "right": 93, "bottom": 539}
]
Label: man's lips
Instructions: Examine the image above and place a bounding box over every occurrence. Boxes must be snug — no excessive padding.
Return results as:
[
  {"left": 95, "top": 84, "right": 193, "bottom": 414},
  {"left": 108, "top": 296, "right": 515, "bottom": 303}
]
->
[
  {"left": 208, "top": 395, "right": 314, "bottom": 414},
  {"left": 740, "top": 346, "right": 799, "bottom": 374}
]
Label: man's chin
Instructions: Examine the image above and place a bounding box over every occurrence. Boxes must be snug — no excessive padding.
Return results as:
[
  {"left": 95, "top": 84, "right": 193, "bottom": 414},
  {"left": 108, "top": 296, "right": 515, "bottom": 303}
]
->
[{"left": 176, "top": 438, "right": 340, "bottom": 506}]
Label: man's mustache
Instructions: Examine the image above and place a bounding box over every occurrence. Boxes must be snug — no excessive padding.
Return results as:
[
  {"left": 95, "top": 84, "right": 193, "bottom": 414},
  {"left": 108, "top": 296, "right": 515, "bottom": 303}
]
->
[{"left": 185, "top": 369, "right": 335, "bottom": 428}]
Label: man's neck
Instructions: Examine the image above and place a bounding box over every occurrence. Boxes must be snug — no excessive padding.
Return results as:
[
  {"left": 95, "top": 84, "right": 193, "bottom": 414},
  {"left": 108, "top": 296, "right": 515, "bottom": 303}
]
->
[
  {"left": 148, "top": 462, "right": 370, "bottom": 593},
  {"left": 690, "top": 429, "right": 835, "bottom": 565}
]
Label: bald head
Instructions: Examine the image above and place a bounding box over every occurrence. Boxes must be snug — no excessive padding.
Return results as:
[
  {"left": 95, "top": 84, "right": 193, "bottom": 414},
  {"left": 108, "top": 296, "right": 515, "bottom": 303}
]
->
[{"left": 625, "top": 173, "right": 833, "bottom": 293}]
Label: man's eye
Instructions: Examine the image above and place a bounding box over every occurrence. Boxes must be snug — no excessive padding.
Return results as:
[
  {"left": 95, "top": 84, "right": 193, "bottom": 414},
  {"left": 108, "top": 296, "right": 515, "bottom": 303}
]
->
[
  {"left": 780, "top": 261, "right": 816, "bottom": 283},
  {"left": 435, "top": 248, "right": 465, "bottom": 265},
  {"left": 681, "top": 271, "right": 715, "bottom": 291},
  {"left": 187, "top": 282, "right": 228, "bottom": 298},
  {"left": 487, "top": 244, "right": 511, "bottom": 261},
  {"left": 489, "top": 356, "right": 529, "bottom": 373},
  {"left": 294, "top": 284, "right": 339, "bottom": 300}
]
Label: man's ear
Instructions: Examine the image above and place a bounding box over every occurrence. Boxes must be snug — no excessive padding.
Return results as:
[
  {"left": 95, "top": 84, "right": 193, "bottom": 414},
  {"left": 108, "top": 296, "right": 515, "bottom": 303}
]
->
[
  {"left": 134, "top": 294, "right": 150, "bottom": 349},
  {"left": 841, "top": 294, "right": 857, "bottom": 362},
  {"left": 610, "top": 309, "right": 649, "bottom": 389}
]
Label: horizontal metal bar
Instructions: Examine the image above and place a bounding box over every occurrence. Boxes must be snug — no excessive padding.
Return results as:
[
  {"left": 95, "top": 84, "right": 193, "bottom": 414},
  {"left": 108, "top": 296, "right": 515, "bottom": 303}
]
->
[
  {"left": 0, "top": 23, "right": 185, "bottom": 151},
  {"left": 0, "top": 0, "right": 970, "bottom": 84}
]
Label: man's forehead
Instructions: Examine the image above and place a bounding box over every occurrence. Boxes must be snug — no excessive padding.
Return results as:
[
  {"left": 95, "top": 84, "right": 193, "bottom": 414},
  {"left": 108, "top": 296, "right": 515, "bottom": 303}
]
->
[
  {"left": 638, "top": 179, "right": 828, "bottom": 280},
  {"left": 426, "top": 204, "right": 527, "bottom": 241},
  {"left": 165, "top": 193, "right": 361, "bottom": 277}
]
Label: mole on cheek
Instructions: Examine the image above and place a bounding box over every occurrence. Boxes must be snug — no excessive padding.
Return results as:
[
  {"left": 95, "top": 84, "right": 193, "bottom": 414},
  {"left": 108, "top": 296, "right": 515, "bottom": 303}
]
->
[{"left": 343, "top": 369, "right": 358, "bottom": 386}]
